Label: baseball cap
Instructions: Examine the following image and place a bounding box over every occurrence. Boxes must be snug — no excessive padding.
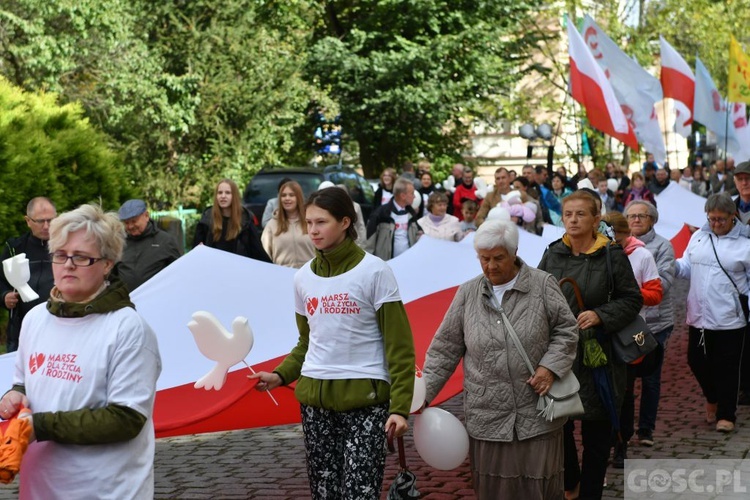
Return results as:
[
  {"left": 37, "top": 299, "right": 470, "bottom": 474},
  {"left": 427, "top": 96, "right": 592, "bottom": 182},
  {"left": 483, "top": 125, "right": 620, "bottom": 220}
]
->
[
  {"left": 118, "top": 199, "right": 147, "bottom": 220},
  {"left": 735, "top": 161, "right": 750, "bottom": 176}
]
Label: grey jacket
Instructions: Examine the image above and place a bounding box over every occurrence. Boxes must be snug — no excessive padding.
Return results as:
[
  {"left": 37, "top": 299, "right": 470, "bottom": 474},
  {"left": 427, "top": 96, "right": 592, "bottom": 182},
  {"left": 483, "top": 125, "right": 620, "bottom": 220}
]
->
[
  {"left": 639, "top": 228, "right": 676, "bottom": 333},
  {"left": 423, "top": 261, "right": 578, "bottom": 442},
  {"left": 365, "top": 200, "right": 421, "bottom": 260}
]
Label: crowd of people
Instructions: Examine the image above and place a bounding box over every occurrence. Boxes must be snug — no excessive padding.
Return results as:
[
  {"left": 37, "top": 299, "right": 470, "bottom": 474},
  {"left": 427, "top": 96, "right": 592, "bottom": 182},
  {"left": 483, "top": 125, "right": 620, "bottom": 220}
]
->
[{"left": 1, "top": 153, "right": 750, "bottom": 499}]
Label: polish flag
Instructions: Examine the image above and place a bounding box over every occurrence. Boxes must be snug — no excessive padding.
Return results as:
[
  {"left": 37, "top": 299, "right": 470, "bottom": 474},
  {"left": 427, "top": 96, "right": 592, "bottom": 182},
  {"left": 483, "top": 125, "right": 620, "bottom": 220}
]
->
[
  {"left": 582, "top": 15, "right": 664, "bottom": 164},
  {"left": 694, "top": 57, "right": 741, "bottom": 155},
  {"left": 568, "top": 21, "right": 638, "bottom": 151},
  {"left": 659, "top": 36, "right": 695, "bottom": 137}
]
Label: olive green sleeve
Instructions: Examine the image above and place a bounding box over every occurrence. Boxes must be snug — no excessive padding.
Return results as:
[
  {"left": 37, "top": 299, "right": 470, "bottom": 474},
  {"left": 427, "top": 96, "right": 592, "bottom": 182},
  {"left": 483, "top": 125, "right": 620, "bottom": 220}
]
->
[
  {"left": 273, "top": 313, "right": 310, "bottom": 385},
  {"left": 33, "top": 404, "right": 147, "bottom": 445},
  {"left": 377, "top": 301, "right": 416, "bottom": 418}
]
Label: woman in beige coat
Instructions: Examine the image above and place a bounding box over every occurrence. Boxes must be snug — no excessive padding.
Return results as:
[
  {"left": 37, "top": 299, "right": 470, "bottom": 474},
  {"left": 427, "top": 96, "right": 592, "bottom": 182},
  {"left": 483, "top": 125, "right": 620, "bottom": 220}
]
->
[
  {"left": 261, "top": 180, "right": 315, "bottom": 268},
  {"left": 423, "top": 219, "right": 578, "bottom": 499}
]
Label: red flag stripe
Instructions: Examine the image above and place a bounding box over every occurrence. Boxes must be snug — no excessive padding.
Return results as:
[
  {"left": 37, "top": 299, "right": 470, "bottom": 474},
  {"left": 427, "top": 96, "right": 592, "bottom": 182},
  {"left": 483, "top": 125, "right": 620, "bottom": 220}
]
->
[
  {"left": 570, "top": 59, "right": 639, "bottom": 150},
  {"left": 661, "top": 66, "right": 695, "bottom": 126}
]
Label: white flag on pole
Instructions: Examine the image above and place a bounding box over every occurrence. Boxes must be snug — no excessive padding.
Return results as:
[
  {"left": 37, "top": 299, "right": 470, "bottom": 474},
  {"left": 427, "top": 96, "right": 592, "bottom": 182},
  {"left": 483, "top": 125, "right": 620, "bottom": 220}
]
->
[{"left": 582, "top": 15, "right": 665, "bottom": 163}]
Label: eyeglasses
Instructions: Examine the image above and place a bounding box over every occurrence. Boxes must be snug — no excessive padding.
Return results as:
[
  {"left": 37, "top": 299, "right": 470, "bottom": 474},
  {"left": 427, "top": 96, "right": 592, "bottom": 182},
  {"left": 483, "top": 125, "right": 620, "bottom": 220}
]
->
[
  {"left": 49, "top": 253, "right": 104, "bottom": 267},
  {"left": 28, "top": 217, "right": 55, "bottom": 225},
  {"left": 707, "top": 216, "right": 730, "bottom": 224},
  {"left": 626, "top": 214, "right": 651, "bottom": 220}
]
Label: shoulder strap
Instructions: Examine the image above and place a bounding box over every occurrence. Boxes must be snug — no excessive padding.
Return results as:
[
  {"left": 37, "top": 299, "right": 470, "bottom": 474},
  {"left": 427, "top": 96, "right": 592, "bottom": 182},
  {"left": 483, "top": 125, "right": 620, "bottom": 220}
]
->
[
  {"left": 605, "top": 241, "right": 613, "bottom": 302},
  {"left": 708, "top": 233, "right": 742, "bottom": 295},
  {"left": 488, "top": 291, "right": 536, "bottom": 377}
]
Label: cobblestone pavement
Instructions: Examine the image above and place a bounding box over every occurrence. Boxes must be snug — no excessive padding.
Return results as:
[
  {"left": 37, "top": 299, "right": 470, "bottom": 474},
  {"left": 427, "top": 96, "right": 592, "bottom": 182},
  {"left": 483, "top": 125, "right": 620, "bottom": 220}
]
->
[{"left": 2, "top": 279, "right": 750, "bottom": 499}]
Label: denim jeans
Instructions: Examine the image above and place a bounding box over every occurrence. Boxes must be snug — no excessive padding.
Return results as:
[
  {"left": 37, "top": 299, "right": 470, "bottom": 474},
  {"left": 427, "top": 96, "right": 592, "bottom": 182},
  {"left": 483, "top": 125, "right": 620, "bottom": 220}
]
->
[{"left": 638, "top": 326, "right": 673, "bottom": 432}]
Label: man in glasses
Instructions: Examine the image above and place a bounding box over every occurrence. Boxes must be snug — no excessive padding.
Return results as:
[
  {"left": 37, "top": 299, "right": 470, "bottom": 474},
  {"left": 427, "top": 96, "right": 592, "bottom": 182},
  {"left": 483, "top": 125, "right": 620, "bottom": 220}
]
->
[
  {"left": 0, "top": 197, "right": 57, "bottom": 352},
  {"left": 733, "top": 161, "right": 750, "bottom": 225},
  {"left": 116, "top": 199, "right": 181, "bottom": 293}
]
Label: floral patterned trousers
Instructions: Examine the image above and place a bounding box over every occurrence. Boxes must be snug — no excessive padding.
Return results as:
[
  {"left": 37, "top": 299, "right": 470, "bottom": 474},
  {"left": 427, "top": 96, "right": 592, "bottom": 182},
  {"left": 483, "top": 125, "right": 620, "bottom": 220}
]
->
[{"left": 301, "top": 402, "right": 389, "bottom": 499}]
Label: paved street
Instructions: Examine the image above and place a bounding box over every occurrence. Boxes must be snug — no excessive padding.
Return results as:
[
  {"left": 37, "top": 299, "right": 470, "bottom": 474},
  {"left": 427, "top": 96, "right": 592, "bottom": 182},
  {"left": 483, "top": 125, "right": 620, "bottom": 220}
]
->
[{"left": 2, "top": 279, "right": 750, "bottom": 498}]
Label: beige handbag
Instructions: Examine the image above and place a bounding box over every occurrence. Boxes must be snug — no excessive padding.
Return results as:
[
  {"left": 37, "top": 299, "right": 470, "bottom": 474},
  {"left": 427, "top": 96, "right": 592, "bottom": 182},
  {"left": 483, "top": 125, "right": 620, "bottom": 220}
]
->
[{"left": 495, "top": 300, "right": 584, "bottom": 422}]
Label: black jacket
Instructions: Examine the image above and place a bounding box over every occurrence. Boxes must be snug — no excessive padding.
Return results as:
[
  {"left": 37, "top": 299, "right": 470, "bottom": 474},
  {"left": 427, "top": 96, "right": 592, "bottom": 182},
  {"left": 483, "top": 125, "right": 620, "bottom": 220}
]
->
[
  {"left": 116, "top": 220, "right": 182, "bottom": 292},
  {"left": 538, "top": 238, "right": 642, "bottom": 421},
  {"left": 0, "top": 233, "right": 54, "bottom": 348},
  {"left": 193, "top": 207, "right": 271, "bottom": 262}
]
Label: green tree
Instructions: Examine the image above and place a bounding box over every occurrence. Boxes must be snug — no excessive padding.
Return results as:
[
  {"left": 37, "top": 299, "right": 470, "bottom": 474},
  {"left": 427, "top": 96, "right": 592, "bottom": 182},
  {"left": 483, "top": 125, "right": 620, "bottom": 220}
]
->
[
  {"left": 0, "top": 77, "right": 126, "bottom": 243},
  {"left": 308, "top": 0, "right": 546, "bottom": 177}
]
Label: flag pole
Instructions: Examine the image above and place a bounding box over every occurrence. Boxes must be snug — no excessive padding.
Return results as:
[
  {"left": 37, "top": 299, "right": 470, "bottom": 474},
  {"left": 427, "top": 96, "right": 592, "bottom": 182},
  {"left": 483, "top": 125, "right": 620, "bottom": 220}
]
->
[
  {"left": 661, "top": 99, "right": 671, "bottom": 167},
  {"left": 724, "top": 98, "right": 730, "bottom": 162}
]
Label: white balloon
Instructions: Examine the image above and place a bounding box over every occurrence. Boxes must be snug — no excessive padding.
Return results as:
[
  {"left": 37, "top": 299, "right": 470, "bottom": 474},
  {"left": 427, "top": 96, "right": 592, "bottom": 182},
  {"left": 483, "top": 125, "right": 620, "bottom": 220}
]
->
[
  {"left": 413, "top": 407, "right": 469, "bottom": 470},
  {"left": 410, "top": 374, "right": 426, "bottom": 414}
]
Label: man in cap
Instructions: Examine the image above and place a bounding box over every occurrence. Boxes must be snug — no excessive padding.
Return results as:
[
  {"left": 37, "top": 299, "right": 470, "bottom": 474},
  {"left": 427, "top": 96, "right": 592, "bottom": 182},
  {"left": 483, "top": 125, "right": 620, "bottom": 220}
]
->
[
  {"left": 117, "top": 199, "right": 181, "bottom": 292},
  {"left": 734, "top": 161, "right": 750, "bottom": 224},
  {"left": 0, "top": 197, "right": 57, "bottom": 352}
]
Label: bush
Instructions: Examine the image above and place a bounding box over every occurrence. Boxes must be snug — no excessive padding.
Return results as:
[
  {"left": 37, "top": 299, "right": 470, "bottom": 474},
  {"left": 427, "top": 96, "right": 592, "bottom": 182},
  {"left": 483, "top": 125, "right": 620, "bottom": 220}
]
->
[{"left": 0, "top": 77, "right": 129, "bottom": 243}]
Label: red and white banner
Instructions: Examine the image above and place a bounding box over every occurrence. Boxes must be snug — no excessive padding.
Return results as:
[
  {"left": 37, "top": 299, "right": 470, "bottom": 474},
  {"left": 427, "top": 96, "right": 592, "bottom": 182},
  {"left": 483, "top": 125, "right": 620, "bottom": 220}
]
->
[
  {"left": 582, "top": 16, "right": 665, "bottom": 164},
  {"left": 730, "top": 102, "right": 750, "bottom": 162},
  {"left": 660, "top": 36, "right": 695, "bottom": 138},
  {"left": 0, "top": 197, "right": 701, "bottom": 438},
  {"left": 694, "top": 57, "right": 741, "bottom": 155},
  {"left": 568, "top": 21, "right": 638, "bottom": 151}
]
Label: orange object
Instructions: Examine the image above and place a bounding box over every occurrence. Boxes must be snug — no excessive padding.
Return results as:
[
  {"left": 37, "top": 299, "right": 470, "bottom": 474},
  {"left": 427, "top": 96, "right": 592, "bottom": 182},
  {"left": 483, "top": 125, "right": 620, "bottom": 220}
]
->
[{"left": 0, "top": 408, "right": 33, "bottom": 484}]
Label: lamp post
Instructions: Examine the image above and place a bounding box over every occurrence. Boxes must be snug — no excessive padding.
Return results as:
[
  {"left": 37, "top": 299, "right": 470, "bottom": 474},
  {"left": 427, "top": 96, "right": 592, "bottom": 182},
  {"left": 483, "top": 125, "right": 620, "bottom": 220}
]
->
[{"left": 519, "top": 123, "right": 555, "bottom": 176}]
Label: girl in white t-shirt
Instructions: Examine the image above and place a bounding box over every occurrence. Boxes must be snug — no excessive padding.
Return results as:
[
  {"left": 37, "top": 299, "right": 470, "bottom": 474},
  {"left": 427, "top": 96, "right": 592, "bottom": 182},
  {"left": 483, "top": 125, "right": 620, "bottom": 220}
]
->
[{"left": 251, "top": 187, "right": 415, "bottom": 499}]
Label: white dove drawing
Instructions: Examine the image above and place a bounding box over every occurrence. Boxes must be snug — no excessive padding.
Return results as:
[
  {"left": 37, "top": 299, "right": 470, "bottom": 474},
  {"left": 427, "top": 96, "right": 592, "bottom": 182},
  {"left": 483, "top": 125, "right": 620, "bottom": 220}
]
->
[{"left": 187, "top": 311, "right": 254, "bottom": 391}]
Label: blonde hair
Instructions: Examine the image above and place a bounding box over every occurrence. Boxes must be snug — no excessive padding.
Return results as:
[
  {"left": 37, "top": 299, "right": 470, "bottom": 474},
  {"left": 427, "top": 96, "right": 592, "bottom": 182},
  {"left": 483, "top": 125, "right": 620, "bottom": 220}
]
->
[{"left": 49, "top": 204, "right": 125, "bottom": 262}]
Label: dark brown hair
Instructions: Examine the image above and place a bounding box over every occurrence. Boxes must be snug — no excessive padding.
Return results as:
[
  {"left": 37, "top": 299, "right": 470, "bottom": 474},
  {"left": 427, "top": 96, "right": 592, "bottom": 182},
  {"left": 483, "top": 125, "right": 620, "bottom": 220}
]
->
[{"left": 306, "top": 187, "right": 358, "bottom": 241}]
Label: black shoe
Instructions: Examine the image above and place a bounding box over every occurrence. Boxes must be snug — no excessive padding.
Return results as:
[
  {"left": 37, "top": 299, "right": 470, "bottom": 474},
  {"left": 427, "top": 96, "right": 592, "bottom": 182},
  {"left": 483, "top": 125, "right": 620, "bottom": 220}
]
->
[
  {"left": 613, "top": 442, "right": 627, "bottom": 469},
  {"left": 638, "top": 428, "right": 654, "bottom": 447},
  {"left": 738, "top": 391, "right": 750, "bottom": 406}
]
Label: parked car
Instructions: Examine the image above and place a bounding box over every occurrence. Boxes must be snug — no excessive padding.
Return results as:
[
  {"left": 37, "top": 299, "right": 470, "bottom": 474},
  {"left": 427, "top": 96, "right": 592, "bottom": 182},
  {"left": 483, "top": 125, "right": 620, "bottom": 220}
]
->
[{"left": 243, "top": 165, "right": 375, "bottom": 226}]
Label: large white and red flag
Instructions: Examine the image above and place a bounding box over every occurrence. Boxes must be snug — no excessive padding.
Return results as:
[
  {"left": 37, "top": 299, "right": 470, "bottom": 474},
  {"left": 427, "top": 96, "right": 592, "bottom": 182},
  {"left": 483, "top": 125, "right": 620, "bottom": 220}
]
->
[
  {"left": 694, "top": 57, "right": 741, "bottom": 155},
  {"left": 730, "top": 102, "right": 750, "bottom": 162},
  {"left": 582, "top": 15, "right": 664, "bottom": 164},
  {"left": 568, "top": 20, "right": 638, "bottom": 151},
  {"left": 660, "top": 36, "right": 695, "bottom": 138}
]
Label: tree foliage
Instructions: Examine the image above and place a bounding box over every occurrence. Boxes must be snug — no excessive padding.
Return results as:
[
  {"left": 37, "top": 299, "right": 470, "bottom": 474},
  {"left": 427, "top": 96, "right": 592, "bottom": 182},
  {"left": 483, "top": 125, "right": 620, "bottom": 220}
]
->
[
  {"left": 0, "top": 77, "right": 126, "bottom": 243},
  {"left": 309, "top": 0, "right": 547, "bottom": 176}
]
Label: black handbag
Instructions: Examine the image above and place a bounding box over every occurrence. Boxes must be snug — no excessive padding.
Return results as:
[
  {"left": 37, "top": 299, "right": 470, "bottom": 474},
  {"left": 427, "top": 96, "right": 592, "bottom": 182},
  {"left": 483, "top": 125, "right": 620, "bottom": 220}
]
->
[
  {"left": 386, "top": 428, "right": 420, "bottom": 499},
  {"left": 610, "top": 315, "right": 658, "bottom": 364},
  {"left": 709, "top": 233, "right": 750, "bottom": 322},
  {"left": 605, "top": 243, "right": 659, "bottom": 365}
]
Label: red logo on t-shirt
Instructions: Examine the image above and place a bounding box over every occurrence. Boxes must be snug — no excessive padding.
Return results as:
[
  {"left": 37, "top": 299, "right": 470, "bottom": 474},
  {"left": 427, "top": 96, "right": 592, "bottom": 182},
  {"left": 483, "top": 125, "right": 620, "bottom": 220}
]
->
[
  {"left": 29, "top": 353, "right": 45, "bottom": 375},
  {"left": 306, "top": 297, "right": 319, "bottom": 316}
]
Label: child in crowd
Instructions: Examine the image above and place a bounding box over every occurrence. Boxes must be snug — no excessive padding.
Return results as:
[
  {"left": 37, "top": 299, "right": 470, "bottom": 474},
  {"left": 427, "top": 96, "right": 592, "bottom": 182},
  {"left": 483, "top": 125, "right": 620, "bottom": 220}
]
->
[{"left": 460, "top": 199, "right": 478, "bottom": 235}]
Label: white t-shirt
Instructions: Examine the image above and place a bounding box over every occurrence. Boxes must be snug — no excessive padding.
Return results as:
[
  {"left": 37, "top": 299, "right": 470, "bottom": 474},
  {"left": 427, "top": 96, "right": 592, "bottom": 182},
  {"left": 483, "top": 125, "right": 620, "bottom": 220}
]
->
[
  {"left": 492, "top": 275, "right": 519, "bottom": 305},
  {"left": 391, "top": 201, "right": 411, "bottom": 258},
  {"left": 294, "top": 253, "right": 401, "bottom": 381},
  {"left": 15, "top": 304, "right": 162, "bottom": 500},
  {"left": 380, "top": 191, "right": 394, "bottom": 205}
]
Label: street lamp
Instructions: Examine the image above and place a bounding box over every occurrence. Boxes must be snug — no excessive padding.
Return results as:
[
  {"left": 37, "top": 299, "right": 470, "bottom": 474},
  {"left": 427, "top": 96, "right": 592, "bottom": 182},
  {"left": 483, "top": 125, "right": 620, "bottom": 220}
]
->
[{"left": 519, "top": 123, "right": 555, "bottom": 173}]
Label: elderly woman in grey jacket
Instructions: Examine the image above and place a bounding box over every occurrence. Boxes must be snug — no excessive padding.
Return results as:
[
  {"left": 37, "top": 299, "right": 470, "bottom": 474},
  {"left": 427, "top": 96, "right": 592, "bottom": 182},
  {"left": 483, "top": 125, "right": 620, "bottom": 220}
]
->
[{"left": 423, "top": 219, "right": 578, "bottom": 499}]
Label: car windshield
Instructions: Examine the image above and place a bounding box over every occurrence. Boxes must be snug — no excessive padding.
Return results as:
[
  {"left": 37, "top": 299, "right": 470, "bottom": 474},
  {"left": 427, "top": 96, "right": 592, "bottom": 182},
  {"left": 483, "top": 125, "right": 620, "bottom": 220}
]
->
[{"left": 245, "top": 173, "right": 323, "bottom": 203}]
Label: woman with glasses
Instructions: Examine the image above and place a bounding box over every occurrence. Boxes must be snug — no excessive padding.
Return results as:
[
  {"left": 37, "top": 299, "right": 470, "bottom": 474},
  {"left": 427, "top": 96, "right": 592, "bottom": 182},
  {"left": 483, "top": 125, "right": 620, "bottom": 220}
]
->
[
  {"left": 676, "top": 193, "right": 750, "bottom": 432},
  {"left": 0, "top": 204, "right": 162, "bottom": 498},
  {"left": 622, "top": 200, "right": 675, "bottom": 449}
]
